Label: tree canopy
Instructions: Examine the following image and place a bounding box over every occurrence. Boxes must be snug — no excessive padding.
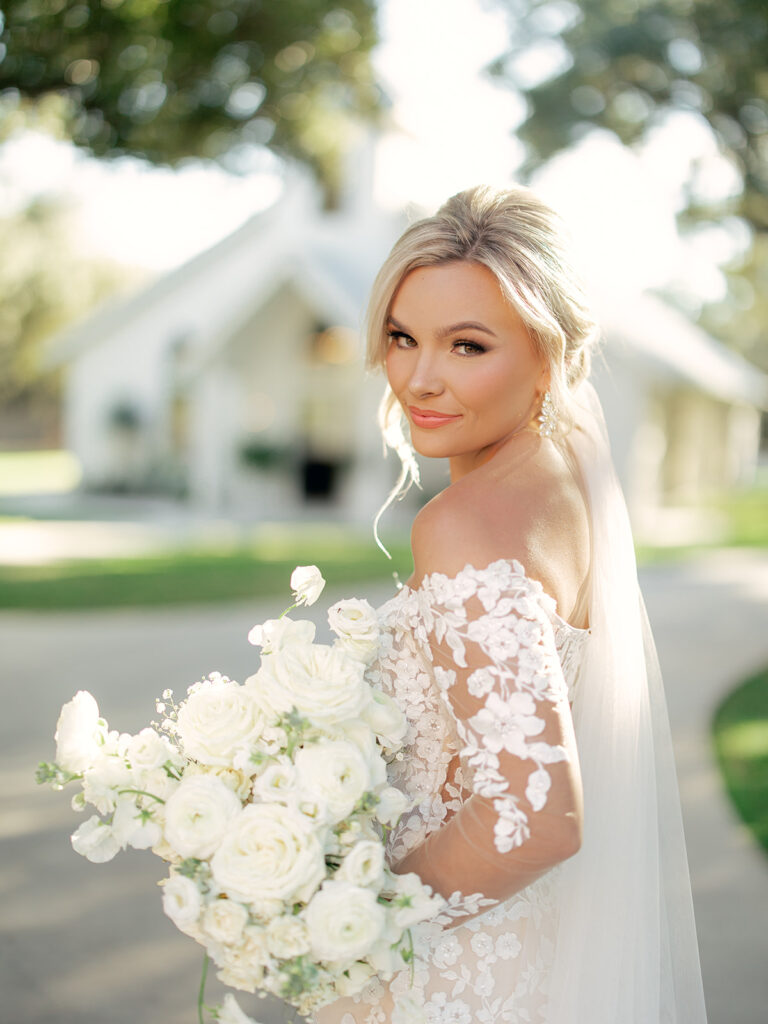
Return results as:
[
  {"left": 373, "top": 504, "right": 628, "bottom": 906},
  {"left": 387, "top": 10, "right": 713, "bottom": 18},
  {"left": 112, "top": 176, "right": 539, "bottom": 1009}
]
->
[{"left": 0, "top": 0, "right": 380, "bottom": 193}]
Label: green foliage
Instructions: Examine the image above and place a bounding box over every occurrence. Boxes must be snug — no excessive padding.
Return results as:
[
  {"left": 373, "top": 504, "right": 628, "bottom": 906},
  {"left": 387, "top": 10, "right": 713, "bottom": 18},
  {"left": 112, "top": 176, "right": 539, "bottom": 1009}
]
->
[
  {"left": 0, "top": 0, "right": 381, "bottom": 194},
  {"left": 713, "top": 665, "right": 768, "bottom": 856}
]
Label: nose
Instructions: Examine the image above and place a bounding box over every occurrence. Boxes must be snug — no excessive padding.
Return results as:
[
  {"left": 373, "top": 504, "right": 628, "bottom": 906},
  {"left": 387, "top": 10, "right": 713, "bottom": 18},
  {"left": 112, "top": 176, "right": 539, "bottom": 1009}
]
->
[{"left": 407, "top": 349, "right": 444, "bottom": 399}]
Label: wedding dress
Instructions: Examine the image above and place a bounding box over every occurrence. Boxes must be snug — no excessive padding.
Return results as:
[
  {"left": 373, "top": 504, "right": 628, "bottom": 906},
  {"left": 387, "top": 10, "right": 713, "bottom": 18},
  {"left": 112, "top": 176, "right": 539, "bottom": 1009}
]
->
[{"left": 315, "top": 382, "right": 707, "bottom": 1024}]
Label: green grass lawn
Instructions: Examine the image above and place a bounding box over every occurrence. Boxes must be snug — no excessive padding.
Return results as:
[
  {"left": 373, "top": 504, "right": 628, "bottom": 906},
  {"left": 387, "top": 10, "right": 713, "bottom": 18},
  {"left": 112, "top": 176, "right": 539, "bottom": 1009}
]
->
[
  {"left": 713, "top": 666, "right": 768, "bottom": 856},
  {"left": 0, "top": 530, "right": 413, "bottom": 610}
]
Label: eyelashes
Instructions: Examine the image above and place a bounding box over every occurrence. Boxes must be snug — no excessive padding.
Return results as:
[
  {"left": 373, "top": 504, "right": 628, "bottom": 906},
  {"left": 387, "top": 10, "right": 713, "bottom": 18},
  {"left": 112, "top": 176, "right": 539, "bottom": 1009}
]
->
[{"left": 385, "top": 330, "right": 487, "bottom": 356}]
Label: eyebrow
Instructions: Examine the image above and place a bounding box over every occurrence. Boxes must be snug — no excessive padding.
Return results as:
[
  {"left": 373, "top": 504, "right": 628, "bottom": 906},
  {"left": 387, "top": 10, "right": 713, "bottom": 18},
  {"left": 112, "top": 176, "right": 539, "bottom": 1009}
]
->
[{"left": 387, "top": 316, "right": 497, "bottom": 339}]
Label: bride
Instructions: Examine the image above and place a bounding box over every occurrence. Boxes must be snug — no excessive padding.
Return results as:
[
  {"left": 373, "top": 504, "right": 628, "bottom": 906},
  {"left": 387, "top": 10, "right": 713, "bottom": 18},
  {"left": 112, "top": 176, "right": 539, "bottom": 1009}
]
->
[{"left": 315, "top": 185, "right": 707, "bottom": 1023}]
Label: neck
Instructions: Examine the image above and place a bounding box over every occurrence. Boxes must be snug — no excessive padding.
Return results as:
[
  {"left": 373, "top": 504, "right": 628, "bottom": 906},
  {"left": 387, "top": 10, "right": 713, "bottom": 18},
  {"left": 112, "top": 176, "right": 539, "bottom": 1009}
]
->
[{"left": 449, "top": 421, "right": 541, "bottom": 482}]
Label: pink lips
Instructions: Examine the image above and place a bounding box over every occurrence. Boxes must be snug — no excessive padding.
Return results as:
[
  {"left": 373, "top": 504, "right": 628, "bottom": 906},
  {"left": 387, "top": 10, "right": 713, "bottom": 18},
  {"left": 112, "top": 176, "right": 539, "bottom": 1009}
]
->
[{"left": 408, "top": 406, "right": 462, "bottom": 429}]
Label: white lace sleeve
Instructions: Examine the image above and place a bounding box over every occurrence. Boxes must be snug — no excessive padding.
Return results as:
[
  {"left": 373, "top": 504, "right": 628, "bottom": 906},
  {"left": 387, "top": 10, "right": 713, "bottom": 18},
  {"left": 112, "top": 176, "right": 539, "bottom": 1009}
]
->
[{"left": 393, "top": 559, "right": 582, "bottom": 915}]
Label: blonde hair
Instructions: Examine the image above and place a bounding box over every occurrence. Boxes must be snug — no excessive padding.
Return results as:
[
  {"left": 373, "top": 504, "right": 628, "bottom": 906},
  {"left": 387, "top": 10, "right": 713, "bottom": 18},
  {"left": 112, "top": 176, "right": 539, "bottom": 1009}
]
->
[{"left": 368, "top": 184, "right": 601, "bottom": 539}]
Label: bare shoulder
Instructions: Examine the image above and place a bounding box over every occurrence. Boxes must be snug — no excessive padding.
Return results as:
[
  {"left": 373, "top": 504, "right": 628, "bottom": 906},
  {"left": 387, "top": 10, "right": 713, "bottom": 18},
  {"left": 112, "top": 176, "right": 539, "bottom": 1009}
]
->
[{"left": 411, "top": 446, "right": 590, "bottom": 622}]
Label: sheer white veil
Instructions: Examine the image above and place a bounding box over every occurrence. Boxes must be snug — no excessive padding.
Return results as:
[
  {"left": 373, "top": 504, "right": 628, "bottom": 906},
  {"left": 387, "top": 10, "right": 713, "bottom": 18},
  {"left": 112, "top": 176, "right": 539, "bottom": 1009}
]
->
[{"left": 548, "top": 380, "right": 707, "bottom": 1022}]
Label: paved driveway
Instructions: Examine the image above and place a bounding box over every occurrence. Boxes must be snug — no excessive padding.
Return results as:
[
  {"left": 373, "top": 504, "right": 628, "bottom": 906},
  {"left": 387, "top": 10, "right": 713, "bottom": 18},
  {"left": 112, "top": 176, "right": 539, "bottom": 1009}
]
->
[{"left": 1, "top": 553, "right": 767, "bottom": 1023}]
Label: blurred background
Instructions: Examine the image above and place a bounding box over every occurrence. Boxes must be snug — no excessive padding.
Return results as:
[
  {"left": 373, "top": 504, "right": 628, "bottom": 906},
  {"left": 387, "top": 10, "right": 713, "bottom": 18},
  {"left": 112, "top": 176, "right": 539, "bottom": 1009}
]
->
[{"left": 0, "top": 0, "right": 767, "bottom": 1021}]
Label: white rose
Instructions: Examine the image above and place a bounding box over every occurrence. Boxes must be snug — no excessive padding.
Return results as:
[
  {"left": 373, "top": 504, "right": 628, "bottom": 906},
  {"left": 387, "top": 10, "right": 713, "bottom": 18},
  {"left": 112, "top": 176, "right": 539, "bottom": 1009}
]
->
[
  {"left": 175, "top": 679, "right": 274, "bottom": 767},
  {"left": 336, "top": 840, "right": 385, "bottom": 889},
  {"left": 216, "top": 994, "right": 258, "bottom": 1024},
  {"left": 361, "top": 689, "right": 408, "bottom": 749},
  {"left": 70, "top": 815, "right": 121, "bottom": 863},
  {"left": 375, "top": 786, "right": 412, "bottom": 827},
  {"left": 164, "top": 775, "right": 242, "bottom": 859},
  {"left": 252, "top": 644, "right": 369, "bottom": 727},
  {"left": 305, "top": 880, "right": 385, "bottom": 961},
  {"left": 330, "top": 721, "right": 387, "bottom": 790},
  {"left": 201, "top": 899, "right": 249, "bottom": 946},
  {"left": 251, "top": 760, "right": 298, "bottom": 803},
  {"left": 335, "top": 961, "right": 375, "bottom": 997},
  {"left": 328, "top": 599, "right": 380, "bottom": 663},
  {"left": 55, "top": 691, "right": 106, "bottom": 773},
  {"left": 266, "top": 914, "right": 311, "bottom": 959},
  {"left": 290, "top": 565, "right": 325, "bottom": 606},
  {"left": 112, "top": 795, "right": 162, "bottom": 850},
  {"left": 248, "top": 616, "right": 316, "bottom": 652},
  {"left": 211, "top": 803, "right": 325, "bottom": 904},
  {"left": 295, "top": 740, "right": 371, "bottom": 823},
  {"left": 162, "top": 874, "right": 202, "bottom": 933}
]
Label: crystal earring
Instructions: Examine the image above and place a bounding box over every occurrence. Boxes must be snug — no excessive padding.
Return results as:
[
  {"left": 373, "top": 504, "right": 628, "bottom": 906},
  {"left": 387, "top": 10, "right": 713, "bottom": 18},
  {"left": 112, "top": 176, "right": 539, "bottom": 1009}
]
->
[{"left": 538, "top": 390, "right": 557, "bottom": 438}]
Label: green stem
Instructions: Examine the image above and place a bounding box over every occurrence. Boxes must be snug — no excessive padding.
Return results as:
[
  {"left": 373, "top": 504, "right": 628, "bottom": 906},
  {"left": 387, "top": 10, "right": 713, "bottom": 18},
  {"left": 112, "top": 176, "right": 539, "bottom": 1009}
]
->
[
  {"left": 117, "top": 788, "right": 165, "bottom": 804},
  {"left": 279, "top": 601, "right": 300, "bottom": 620},
  {"left": 198, "top": 953, "right": 209, "bottom": 1024}
]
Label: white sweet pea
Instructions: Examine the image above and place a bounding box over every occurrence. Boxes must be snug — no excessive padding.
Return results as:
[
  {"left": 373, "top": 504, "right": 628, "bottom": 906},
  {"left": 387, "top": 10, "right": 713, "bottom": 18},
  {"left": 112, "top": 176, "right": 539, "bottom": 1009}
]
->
[
  {"left": 295, "top": 740, "right": 371, "bottom": 823},
  {"left": 328, "top": 598, "right": 379, "bottom": 664},
  {"left": 162, "top": 874, "right": 202, "bottom": 932},
  {"left": 361, "top": 689, "right": 408, "bottom": 749},
  {"left": 392, "top": 995, "right": 427, "bottom": 1024},
  {"left": 336, "top": 839, "right": 385, "bottom": 889},
  {"left": 55, "top": 691, "right": 106, "bottom": 773},
  {"left": 202, "top": 899, "right": 249, "bottom": 946},
  {"left": 81, "top": 745, "right": 134, "bottom": 815},
  {"left": 211, "top": 803, "right": 325, "bottom": 904},
  {"left": 265, "top": 914, "right": 311, "bottom": 959},
  {"left": 216, "top": 994, "right": 258, "bottom": 1024},
  {"left": 334, "top": 961, "right": 375, "bottom": 997},
  {"left": 290, "top": 565, "right": 325, "bottom": 607},
  {"left": 375, "top": 786, "right": 411, "bottom": 827},
  {"left": 247, "top": 616, "right": 316, "bottom": 652},
  {"left": 112, "top": 795, "right": 162, "bottom": 850},
  {"left": 164, "top": 775, "right": 242, "bottom": 859},
  {"left": 70, "top": 815, "right": 121, "bottom": 863},
  {"left": 252, "top": 644, "right": 369, "bottom": 728},
  {"left": 305, "top": 880, "right": 385, "bottom": 961},
  {"left": 390, "top": 872, "right": 445, "bottom": 929},
  {"left": 175, "top": 678, "right": 275, "bottom": 767}
]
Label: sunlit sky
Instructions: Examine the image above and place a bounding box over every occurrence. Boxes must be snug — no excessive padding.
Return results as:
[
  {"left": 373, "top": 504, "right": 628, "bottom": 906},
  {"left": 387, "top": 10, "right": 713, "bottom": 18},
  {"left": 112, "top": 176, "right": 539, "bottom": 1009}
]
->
[{"left": 0, "top": 0, "right": 747, "bottom": 303}]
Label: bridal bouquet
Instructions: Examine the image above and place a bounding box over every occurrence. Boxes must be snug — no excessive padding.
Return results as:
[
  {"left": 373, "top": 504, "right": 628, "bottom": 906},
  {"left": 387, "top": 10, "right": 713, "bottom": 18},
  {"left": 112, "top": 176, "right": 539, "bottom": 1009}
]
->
[{"left": 37, "top": 566, "right": 444, "bottom": 1023}]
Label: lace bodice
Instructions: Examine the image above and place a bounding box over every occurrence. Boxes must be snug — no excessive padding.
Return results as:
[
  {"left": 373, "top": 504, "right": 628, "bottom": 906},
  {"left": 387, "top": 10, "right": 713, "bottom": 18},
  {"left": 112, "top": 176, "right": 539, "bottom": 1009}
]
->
[{"left": 315, "top": 559, "right": 590, "bottom": 1024}]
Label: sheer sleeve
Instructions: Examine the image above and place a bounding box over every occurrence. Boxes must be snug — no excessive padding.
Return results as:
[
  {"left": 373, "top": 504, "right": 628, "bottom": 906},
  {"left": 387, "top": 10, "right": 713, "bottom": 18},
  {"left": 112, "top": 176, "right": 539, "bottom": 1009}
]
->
[{"left": 392, "top": 560, "right": 583, "bottom": 918}]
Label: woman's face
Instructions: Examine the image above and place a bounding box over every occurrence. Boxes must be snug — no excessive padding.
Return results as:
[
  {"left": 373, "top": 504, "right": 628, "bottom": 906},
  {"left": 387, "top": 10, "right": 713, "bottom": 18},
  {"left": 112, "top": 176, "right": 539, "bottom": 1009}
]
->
[{"left": 385, "top": 260, "right": 548, "bottom": 479}]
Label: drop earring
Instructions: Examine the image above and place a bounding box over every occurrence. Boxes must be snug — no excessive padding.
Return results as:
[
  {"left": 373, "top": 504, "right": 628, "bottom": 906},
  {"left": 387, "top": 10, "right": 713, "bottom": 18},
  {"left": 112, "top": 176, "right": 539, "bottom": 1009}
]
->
[{"left": 538, "top": 390, "right": 557, "bottom": 438}]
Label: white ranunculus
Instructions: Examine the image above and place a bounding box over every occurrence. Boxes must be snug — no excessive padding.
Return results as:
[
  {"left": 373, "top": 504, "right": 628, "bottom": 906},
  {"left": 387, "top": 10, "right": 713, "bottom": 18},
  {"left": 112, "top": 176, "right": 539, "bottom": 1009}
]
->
[
  {"left": 335, "top": 961, "right": 375, "bottom": 997},
  {"left": 70, "top": 815, "right": 121, "bottom": 863},
  {"left": 252, "top": 644, "right": 369, "bottom": 727},
  {"left": 162, "top": 874, "right": 202, "bottom": 932},
  {"left": 183, "top": 763, "right": 252, "bottom": 801},
  {"left": 111, "top": 795, "right": 162, "bottom": 850},
  {"left": 216, "top": 994, "right": 258, "bottom": 1024},
  {"left": 55, "top": 691, "right": 106, "bottom": 773},
  {"left": 164, "top": 775, "right": 242, "bottom": 859},
  {"left": 336, "top": 840, "right": 385, "bottom": 889},
  {"left": 361, "top": 689, "right": 408, "bottom": 749},
  {"left": 265, "top": 914, "right": 311, "bottom": 959},
  {"left": 211, "top": 803, "right": 325, "bottom": 904},
  {"left": 247, "top": 616, "right": 316, "bottom": 652},
  {"left": 201, "top": 899, "right": 249, "bottom": 946},
  {"left": 294, "top": 740, "right": 371, "bottom": 823},
  {"left": 126, "top": 727, "right": 178, "bottom": 776},
  {"left": 375, "top": 786, "right": 412, "bottom": 827},
  {"left": 251, "top": 760, "right": 298, "bottom": 803},
  {"left": 305, "top": 880, "right": 385, "bottom": 961},
  {"left": 328, "top": 598, "right": 380, "bottom": 663},
  {"left": 175, "top": 678, "right": 274, "bottom": 767},
  {"left": 290, "top": 565, "right": 325, "bottom": 606}
]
